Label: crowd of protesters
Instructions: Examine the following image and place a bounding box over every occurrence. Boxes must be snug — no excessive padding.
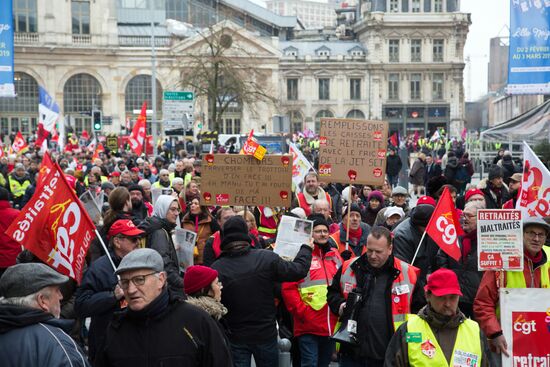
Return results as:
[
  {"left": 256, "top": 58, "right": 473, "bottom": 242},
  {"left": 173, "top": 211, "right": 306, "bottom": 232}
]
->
[{"left": 0, "top": 130, "right": 546, "bottom": 367}]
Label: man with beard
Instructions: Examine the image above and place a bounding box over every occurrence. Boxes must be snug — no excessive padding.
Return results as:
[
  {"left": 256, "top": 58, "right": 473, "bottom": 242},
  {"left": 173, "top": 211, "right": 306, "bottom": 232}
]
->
[
  {"left": 502, "top": 173, "right": 521, "bottom": 209},
  {"left": 129, "top": 184, "right": 152, "bottom": 221},
  {"left": 152, "top": 169, "right": 171, "bottom": 189},
  {"left": 293, "top": 172, "right": 332, "bottom": 217},
  {"left": 479, "top": 166, "right": 509, "bottom": 209}
]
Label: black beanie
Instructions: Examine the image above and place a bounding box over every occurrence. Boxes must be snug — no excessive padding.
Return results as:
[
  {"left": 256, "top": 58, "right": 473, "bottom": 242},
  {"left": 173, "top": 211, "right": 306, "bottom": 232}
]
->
[
  {"left": 308, "top": 214, "right": 329, "bottom": 230},
  {"left": 488, "top": 165, "right": 504, "bottom": 181},
  {"left": 410, "top": 204, "right": 435, "bottom": 227},
  {"left": 342, "top": 203, "right": 362, "bottom": 217},
  {"left": 220, "top": 216, "right": 251, "bottom": 250},
  {"left": 127, "top": 184, "right": 144, "bottom": 194}
]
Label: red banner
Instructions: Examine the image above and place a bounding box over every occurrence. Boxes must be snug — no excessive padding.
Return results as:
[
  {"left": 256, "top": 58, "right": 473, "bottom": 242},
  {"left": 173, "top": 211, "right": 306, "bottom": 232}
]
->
[
  {"left": 425, "top": 187, "right": 464, "bottom": 261},
  {"left": 12, "top": 131, "right": 28, "bottom": 154},
  {"left": 92, "top": 143, "right": 105, "bottom": 161},
  {"left": 37, "top": 152, "right": 56, "bottom": 188},
  {"left": 128, "top": 101, "right": 147, "bottom": 156},
  {"left": 5, "top": 161, "right": 96, "bottom": 283}
]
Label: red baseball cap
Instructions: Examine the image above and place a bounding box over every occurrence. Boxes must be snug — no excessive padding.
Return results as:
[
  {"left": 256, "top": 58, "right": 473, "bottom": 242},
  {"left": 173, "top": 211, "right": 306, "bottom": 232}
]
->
[
  {"left": 417, "top": 196, "right": 436, "bottom": 206},
  {"left": 424, "top": 269, "right": 463, "bottom": 296},
  {"left": 131, "top": 167, "right": 140, "bottom": 172},
  {"left": 110, "top": 172, "right": 121, "bottom": 178},
  {"left": 107, "top": 219, "right": 145, "bottom": 239},
  {"left": 465, "top": 188, "right": 484, "bottom": 203}
]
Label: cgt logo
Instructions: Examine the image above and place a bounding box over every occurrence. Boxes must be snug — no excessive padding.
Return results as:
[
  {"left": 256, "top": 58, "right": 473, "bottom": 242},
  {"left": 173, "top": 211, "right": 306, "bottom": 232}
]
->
[
  {"left": 514, "top": 314, "right": 537, "bottom": 335},
  {"left": 319, "top": 164, "right": 332, "bottom": 176},
  {"left": 436, "top": 212, "right": 457, "bottom": 245}
]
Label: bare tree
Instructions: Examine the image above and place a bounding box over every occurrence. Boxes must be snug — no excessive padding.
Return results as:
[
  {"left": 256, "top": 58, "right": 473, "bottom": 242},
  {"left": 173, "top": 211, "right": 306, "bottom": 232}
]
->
[{"left": 179, "top": 23, "right": 278, "bottom": 132}]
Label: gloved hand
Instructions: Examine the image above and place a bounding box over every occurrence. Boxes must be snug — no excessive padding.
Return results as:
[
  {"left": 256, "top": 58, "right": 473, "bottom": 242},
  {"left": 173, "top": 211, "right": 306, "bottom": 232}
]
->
[{"left": 340, "top": 250, "right": 353, "bottom": 261}]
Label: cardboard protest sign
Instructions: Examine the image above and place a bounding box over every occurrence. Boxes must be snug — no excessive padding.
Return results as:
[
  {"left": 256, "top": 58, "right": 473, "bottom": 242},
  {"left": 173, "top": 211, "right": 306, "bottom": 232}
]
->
[
  {"left": 500, "top": 288, "right": 550, "bottom": 367},
  {"left": 200, "top": 154, "right": 292, "bottom": 207},
  {"left": 318, "top": 118, "right": 389, "bottom": 185},
  {"left": 477, "top": 209, "right": 523, "bottom": 271}
]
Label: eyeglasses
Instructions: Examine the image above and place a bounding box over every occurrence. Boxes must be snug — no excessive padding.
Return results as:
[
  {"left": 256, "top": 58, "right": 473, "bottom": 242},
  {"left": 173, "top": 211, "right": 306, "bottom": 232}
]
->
[
  {"left": 462, "top": 213, "right": 476, "bottom": 218},
  {"left": 525, "top": 231, "right": 547, "bottom": 239},
  {"left": 168, "top": 207, "right": 181, "bottom": 213},
  {"left": 313, "top": 229, "right": 329, "bottom": 235},
  {"left": 117, "top": 236, "right": 140, "bottom": 243},
  {"left": 118, "top": 272, "right": 159, "bottom": 289}
]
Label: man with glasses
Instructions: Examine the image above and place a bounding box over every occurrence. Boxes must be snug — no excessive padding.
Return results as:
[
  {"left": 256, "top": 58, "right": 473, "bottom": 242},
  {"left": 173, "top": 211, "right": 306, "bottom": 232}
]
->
[
  {"left": 96, "top": 248, "right": 231, "bottom": 367},
  {"left": 75, "top": 219, "right": 145, "bottom": 363},
  {"left": 474, "top": 217, "right": 550, "bottom": 362},
  {"left": 282, "top": 215, "right": 342, "bottom": 367}
]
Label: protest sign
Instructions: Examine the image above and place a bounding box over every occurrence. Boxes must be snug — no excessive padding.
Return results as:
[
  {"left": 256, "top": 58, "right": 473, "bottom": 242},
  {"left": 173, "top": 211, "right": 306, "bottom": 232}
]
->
[
  {"left": 273, "top": 215, "right": 313, "bottom": 261},
  {"left": 174, "top": 228, "right": 196, "bottom": 271},
  {"left": 517, "top": 141, "right": 550, "bottom": 218},
  {"left": 318, "top": 118, "right": 389, "bottom": 185},
  {"left": 152, "top": 187, "right": 173, "bottom": 205},
  {"left": 500, "top": 288, "right": 550, "bottom": 367},
  {"left": 200, "top": 154, "right": 292, "bottom": 207},
  {"left": 289, "top": 142, "right": 315, "bottom": 189},
  {"left": 477, "top": 209, "right": 523, "bottom": 271}
]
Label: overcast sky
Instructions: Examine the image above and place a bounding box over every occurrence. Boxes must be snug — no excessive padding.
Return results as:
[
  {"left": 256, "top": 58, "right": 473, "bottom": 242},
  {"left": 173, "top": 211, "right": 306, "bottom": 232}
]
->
[{"left": 252, "top": 0, "right": 510, "bottom": 101}]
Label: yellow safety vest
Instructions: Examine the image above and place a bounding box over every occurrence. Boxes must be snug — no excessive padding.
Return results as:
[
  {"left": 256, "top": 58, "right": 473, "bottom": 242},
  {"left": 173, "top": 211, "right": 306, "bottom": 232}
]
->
[
  {"left": 407, "top": 315, "right": 482, "bottom": 367},
  {"left": 9, "top": 176, "right": 31, "bottom": 198},
  {"left": 506, "top": 247, "right": 550, "bottom": 288}
]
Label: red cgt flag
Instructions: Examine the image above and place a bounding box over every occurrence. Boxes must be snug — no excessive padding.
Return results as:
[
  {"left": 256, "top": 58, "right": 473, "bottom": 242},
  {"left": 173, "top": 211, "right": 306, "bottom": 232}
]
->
[
  {"left": 5, "top": 160, "right": 97, "bottom": 283},
  {"left": 37, "top": 152, "right": 56, "bottom": 188},
  {"left": 128, "top": 101, "right": 147, "bottom": 156},
  {"left": 425, "top": 187, "right": 464, "bottom": 261}
]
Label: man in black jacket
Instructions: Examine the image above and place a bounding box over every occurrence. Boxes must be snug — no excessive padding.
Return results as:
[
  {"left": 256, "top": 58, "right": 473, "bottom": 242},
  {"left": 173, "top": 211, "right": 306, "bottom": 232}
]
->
[
  {"left": 0, "top": 263, "right": 89, "bottom": 366},
  {"left": 386, "top": 148, "right": 403, "bottom": 188},
  {"left": 96, "top": 248, "right": 231, "bottom": 367},
  {"left": 211, "top": 216, "right": 313, "bottom": 367}
]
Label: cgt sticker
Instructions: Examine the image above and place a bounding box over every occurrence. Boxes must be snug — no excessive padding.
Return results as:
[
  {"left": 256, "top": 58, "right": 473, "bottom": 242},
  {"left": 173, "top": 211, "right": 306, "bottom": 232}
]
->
[
  {"left": 203, "top": 192, "right": 212, "bottom": 202},
  {"left": 348, "top": 169, "right": 357, "bottom": 181},
  {"left": 216, "top": 194, "right": 230, "bottom": 205},
  {"left": 373, "top": 168, "right": 383, "bottom": 178},
  {"left": 378, "top": 149, "right": 386, "bottom": 159},
  {"left": 281, "top": 156, "right": 290, "bottom": 167},
  {"left": 319, "top": 136, "right": 327, "bottom": 146},
  {"left": 280, "top": 191, "right": 289, "bottom": 200},
  {"left": 319, "top": 164, "right": 332, "bottom": 176},
  {"left": 205, "top": 154, "right": 215, "bottom": 166},
  {"left": 373, "top": 131, "right": 382, "bottom": 141}
]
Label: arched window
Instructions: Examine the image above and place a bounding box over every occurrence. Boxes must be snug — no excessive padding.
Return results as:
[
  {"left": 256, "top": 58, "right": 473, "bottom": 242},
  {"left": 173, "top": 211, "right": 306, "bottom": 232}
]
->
[
  {"left": 125, "top": 75, "right": 163, "bottom": 134},
  {"left": 346, "top": 109, "right": 365, "bottom": 119},
  {"left": 0, "top": 72, "right": 39, "bottom": 135},
  {"left": 63, "top": 73, "right": 102, "bottom": 136},
  {"left": 314, "top": 109, "right": 333, "bottom": 133},
  {"left": 288, "top": 110, "right": 303, "bottom": 133}
]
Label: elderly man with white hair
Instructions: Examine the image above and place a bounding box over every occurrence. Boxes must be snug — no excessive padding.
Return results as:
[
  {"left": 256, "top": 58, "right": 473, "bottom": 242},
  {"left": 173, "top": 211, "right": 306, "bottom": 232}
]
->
[{"left": 152, "top": 169, "right": 172, "bottom": 189}]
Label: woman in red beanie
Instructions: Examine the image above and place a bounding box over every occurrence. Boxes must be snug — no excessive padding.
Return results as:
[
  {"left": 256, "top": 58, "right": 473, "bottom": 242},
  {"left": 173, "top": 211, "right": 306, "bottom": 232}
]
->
[{"left": 184, "top": 265, "right": 228, "bottom": 325}]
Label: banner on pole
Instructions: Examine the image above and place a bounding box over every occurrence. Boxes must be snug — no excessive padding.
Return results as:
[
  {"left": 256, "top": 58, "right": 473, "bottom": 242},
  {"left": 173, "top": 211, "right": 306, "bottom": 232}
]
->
[
  {"left": 500, "top": 288, "right": 550, "bottom": 367},
  {"left": 200, "top": 154, "right": 292, "bottom": 207},
  {"left": 0, "top": 0, "right": 15, "bottom": 98},
  {"left": 517, "top": 141, "right": 550, "bottom": 218},
  {"left": 318, "top": 118, "right": 389, "bottom": 185},
  {"left": 507, "top": 1, "right": 550, "bottom": 94},
  {"left": 477, "top": 209, "right": 523, "bottom": 271},
  {"left": 289, "top": 142, "right": 315, "bottom": 189}
]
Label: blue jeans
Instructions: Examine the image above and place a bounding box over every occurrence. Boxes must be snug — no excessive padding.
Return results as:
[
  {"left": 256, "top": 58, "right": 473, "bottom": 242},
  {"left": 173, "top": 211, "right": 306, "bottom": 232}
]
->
[
  {"left": 340, "top": 355, "right": 384, "bottom": 367},
  {"left": 230, "top": 339, "right": 278, "bottom": 367},
  {"left": 298, "top": 334, "right": 334, "bottom": 367}
]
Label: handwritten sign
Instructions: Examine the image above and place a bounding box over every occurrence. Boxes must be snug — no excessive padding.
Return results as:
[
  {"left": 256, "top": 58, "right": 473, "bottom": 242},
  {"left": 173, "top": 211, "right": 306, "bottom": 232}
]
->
[
  {"left": 200, "top": 154, "right": 292, "bottom": 207},
  {"left": 477, "top": 209, "right": 523, "bottom": 271},
  {"left": 318, "top": 118, "right": 389, "bottom": 185}
]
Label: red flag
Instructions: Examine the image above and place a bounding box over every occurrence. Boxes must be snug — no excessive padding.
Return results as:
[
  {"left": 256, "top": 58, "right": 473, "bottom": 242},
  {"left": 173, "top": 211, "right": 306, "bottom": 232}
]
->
[
  {"left": 92, "top": 143, "right": 105, "bottom": 161},
  {"left": 425, "top": 187, "right": 464, "bottom": 261},
  {"left": 390, "top": 132, "right": 398, "bottom": 147},
  {"left": 12, "top": 131, "right": 28, "bottom": 154},
  {"left": 128, "top": 102, "right": 147, "bottom": 156},
  {"left": 37, "top": 152, "right": 56, "bottom": 188},
  {"left": 5, "top": 160, "right": 97, "bottom": 283}
]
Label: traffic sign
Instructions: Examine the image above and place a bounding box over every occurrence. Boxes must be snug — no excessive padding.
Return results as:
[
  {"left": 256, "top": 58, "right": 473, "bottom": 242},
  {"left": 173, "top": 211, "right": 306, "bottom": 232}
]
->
[{"left": 163, "top": 90, "right": 194, "bottom": 130}]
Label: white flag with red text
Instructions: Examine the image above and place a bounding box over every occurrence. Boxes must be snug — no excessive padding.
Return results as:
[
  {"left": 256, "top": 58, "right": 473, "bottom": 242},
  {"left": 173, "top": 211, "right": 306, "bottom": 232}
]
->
[{"left": 516, "top": 141, "right": 550, "bottom": 218}]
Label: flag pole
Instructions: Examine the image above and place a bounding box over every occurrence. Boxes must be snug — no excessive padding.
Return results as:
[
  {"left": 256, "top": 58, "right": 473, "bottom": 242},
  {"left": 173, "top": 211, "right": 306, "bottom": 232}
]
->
[
  {"left": 94, "top": 229, "right": 117, "bottom": 272},
  {"left": 411, "top": 230, "right": 427, "bottom": 266},
  {"left": 345, "top": 183, "right": 352, "bottom": 251}
]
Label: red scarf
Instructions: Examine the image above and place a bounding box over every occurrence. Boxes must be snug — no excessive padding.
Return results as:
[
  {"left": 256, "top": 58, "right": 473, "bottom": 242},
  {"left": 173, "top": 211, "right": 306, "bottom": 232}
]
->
[
  {"left": 461, "top": 229, "right": 477, "bottom": 260},
  {"left": 343, "top": 224, "right": 363, "bottom": 245},
  {"left": 525, "top": 249, "right": 543, "bottom": 264}
]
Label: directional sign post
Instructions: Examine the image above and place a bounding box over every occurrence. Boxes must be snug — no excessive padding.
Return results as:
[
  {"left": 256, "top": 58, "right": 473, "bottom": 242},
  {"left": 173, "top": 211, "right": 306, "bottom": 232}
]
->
[{"left": 162, "top": 91, "right": 194, "bottom": 131}]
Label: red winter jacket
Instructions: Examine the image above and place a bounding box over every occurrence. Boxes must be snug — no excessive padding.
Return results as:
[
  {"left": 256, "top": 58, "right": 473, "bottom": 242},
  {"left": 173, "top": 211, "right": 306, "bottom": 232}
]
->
[
  {"left": 0, "top": 201, "right": 22, "bottom": 268},
  {"left": 281, "top": 245, "right": 342, "bottom": 337}
]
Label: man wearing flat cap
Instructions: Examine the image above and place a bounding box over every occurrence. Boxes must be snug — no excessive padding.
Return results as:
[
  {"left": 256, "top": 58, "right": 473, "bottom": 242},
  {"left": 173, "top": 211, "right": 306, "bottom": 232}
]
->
[
  {"left": 385, "top": 268, "right": 490, "bottom": 367},
  {"left": 96, "top": 248, "right": 231, "bottom": 367},
  {"left": 0, "top": 263, "right": 89, "bottom": 366},
  {"left": 474, "top": 217, "right": 550, "bottom": 360}
]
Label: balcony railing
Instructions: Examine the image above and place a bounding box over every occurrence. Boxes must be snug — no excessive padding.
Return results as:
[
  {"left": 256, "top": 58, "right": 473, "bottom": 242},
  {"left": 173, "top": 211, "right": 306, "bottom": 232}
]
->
[
  {"left": 118, "top": 36, "right": 171, "bottom": 47},
  {"left": 14, "top": 32, "right": 39, "bottom": 44},
  {"left": 72, "top": 34, "right": 92, "bottom": 45}
]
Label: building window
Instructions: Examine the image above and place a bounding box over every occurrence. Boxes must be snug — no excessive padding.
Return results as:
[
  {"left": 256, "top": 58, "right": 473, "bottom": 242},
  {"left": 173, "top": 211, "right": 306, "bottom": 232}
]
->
[
  {"left": 433, "top": 39, "right": 444, "bottom": 62},
  {"left": 389, "top": 0, "right": 400, "bottom": 12},
  {"left": 388, "top": 73, "right": 399, "bottom": 100},
  {"left": 120, "top": 0, "right": 148, "bottom": 8},
  {"left": 72, "top": 0, "right": 90, "bottom": 35},
  {"left": 125, "top": 75, "right": 163, "bottom": 123},
  {"left": 287, "top": 79, "right": 298, "bottom": 101},
  {"left": 13, "top": 0, "right": 37, "bottom": 33},
  {"left": 410, "top": 73, "right": 422, "bottom": 100},
  {"left": 0, "top": 72, "right": 39, "bottom": 113},
  {"left": 346, "top": 109, "right": 365, "bottom": 119},
  {"left": 433, "top": 0, "right": 443, "bottom": 12},
  {"left": 315, "top": 109, "right": 334, "bottom": 133},
  {"left": 350, "top": 78, "right": 361, "bottom": 100},
  {"left": 166, "top": 0, "right": 188, "bottom": 22},
  {"left": 411, "top": 0, "right": 421, "bottom": 12},
  {"left": 288, "top": 110, "right": 303, "bottom": 132},
  {"left": 319, "top": 78, "right": 330, "bottom": 100},
  {"left": 411, "top": 39, "right": 422, "bottom": 62},
  {"left": 432, "top": 73, "right": 444, "bottom": 100},
  {"left": 63, "top": 73, "right": 102, "bottom": 136},
  {"left": 389, "top": 39, "right": 399, "bottom": 62}
]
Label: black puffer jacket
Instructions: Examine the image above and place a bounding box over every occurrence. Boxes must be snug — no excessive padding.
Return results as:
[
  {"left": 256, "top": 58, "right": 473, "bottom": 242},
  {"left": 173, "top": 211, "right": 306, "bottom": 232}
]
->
[
  {"left": 139, "top": 216, "right": 184, "bottom": 297},
  {"left": 211, "top": 243, "right": 312, "bottom": 345},
  {"left": 74, "top": 250, "right": 122, "bottom": 361},
  {"left": 0, "top": 305, "right": 89, "bottom": 366}
]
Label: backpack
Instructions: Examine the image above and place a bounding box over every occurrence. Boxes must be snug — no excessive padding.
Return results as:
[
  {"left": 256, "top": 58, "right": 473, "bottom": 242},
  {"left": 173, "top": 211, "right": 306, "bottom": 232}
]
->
[{"left": 455, "top": 164, "right": 470, "bottom": 183}]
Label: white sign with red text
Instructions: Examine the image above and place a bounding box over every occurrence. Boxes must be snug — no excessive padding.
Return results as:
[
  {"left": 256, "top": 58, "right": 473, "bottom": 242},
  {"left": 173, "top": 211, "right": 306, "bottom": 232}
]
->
[{"left": 477, "top": 209, "right": 523, "bottom": 271}]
